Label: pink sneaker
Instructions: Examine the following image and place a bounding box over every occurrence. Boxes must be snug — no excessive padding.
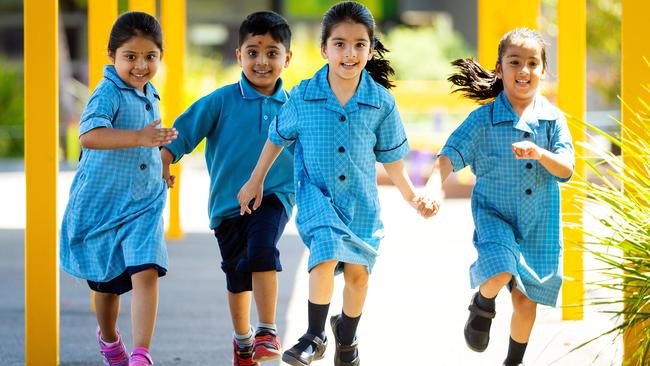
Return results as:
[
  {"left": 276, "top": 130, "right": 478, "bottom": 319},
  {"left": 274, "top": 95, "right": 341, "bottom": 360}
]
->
[
  {"left": 96, "top": 327, "right": 129, "bottom": 366},
  {"left": 130, "top": 347, "right": 154, "bottom": 365}
]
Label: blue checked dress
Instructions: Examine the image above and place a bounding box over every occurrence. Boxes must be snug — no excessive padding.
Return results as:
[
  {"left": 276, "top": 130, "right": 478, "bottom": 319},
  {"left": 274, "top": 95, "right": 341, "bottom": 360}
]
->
[
  {"left": 269, "top": 65, "right": 409, "bottom": 272},
  {"left": 60, "top": 65, "right": 168, "bottom": 283},
  {"left": 440, "top": 91, "right": 574, "bottom": 306}
]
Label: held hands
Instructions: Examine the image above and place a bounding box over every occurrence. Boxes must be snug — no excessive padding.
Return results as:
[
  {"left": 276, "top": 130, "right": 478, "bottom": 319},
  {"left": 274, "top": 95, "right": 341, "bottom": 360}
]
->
[
  {"left": 237, "top": 178, "right": 264, "bottom": 215},
  {"left": 410, "top": 193, "right": 441, "bottom": 219},
  {"left": 138, "top": 120, "right": 178, "bottom": 147},
  {"left": 162, "top": 163, "right": 176, "bottom": 189},
  {"left": 512, "top": 141, "right": 542, "bottom": 160}
]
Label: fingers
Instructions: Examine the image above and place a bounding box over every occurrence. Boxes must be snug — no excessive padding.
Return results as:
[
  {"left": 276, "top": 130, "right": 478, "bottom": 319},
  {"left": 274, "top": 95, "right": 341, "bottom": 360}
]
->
[
  {"left": 252, "top": 193, "right": 263, "bottom": 211},
  {"left": 166, "top": 175, "right": 176, "bottom": 189},
  {"left": 237, "top": 190, "right": 253, "bottom": 216},
  {"left": 149, "top": 119, "right": 162, "bottom": 127}
]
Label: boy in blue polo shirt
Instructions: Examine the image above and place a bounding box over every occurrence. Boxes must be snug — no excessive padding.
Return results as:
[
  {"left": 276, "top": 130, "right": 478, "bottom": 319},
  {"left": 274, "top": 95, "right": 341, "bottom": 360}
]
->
[{"left": 161, "top": 11, "right": 293, "bottom": 365}]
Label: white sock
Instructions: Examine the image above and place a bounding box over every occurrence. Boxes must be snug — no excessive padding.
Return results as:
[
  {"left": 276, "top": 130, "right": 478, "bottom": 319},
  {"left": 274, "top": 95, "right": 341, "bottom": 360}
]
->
[
  {"left": 234, "top": 326, "right": 254, "bottom": 348},
  {"left": 257, "top": 322, "right": 277, "bottom": 334}
]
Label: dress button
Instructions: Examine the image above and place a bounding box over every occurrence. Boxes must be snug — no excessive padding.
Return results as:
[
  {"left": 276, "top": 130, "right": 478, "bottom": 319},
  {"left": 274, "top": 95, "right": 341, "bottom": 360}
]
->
[
  {"left": 145, "top": 104, "right": 151, "bottom": 111},
  {"left": 339, "top": 175, "right": 346, "bottom": 181},
  {"left": 140, "top": 163, "right": 147, "bottom": 170},
  {"left": 525, "top": 188, "right": 532, "bottom": 195},
  {"left": 264, "top": 99, "right": 268, "bottom": 104},
  {"left": 523, "top": 132, "right": 530, "bottom": 138},
  {"left": 264, "top": 115, "right": 268, "bottom": 120},
  {"left": 526, "top": 162, "right": 533, "bottom": 169},
  {"left": 339, "top": 115, "right": 346, "bottom": 122},
  {"left": 338, "top": 146, "right": 345, "bottom": 153}
]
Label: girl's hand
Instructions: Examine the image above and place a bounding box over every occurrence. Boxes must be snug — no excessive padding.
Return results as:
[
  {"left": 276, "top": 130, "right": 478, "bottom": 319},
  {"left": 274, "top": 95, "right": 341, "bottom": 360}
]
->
[
  {"left": 162, "top": 163, "right": 175, "bottom": 189},
  {"left": 512, "top": 141, "right": 542, "bottom": 160},
  {"left": 237, "top": 178, "right": 264, "bottom": 215},
  {"left": 413, "top": 194, "right": 440, "bottom": 218},
  {"left": 138, "top": 120, "right": 178, "bottom": 147}
]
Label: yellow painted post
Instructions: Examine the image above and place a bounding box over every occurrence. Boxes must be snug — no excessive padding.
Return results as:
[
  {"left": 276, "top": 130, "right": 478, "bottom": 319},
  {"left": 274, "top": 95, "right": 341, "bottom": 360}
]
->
[
  {"left": 161, "top": 0, "right": 186, "bottom": 239},
  {"left": 621, "top": 0, "right": 650, "bottom": 362},
  {"left": 478, "top": 0, "right": 540, "bottom": 68},
  {"left": 24, "top": 1, "right": 59, "bottom": 365},
  {"left": 558, "top": 0, "right": 586, "bottom": 320},
  {"left": 129, "top": 0, "right": 156, "bottom": 14},
  {"left": 88, "top": 0, "right": 118, "bottom": 92},
  {"left": 88, "top": 0, "right": 118, "bottom": 313}
]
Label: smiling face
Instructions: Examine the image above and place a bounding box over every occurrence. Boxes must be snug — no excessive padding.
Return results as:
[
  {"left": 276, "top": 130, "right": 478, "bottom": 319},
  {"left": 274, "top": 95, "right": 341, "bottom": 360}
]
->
[
  {"left": 110, "top": 35, "right": 161, "bottom": 92},
  {"left": 495, "top": 38, "right": 546, "bottom": 110},
  {"left": 236, "top": 32, "right": 292, "bottom": 96},
  {"left": 321, "top": 21, "right": 374, "bottom": 86}
]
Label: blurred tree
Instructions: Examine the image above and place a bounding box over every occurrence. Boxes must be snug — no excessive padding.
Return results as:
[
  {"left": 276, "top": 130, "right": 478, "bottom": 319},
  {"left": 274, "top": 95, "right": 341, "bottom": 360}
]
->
[{"left": 0, "top": 58, "right": 24, "bottom": 157}]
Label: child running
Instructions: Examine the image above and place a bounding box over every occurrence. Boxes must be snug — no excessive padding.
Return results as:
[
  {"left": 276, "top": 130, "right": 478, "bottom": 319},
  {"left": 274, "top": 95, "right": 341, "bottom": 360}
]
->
[
  {"left": 161, "top": 11, "right": 294, "bottom": 366},
  {"left": 60, "top": 12, "right": 177, "bottom": 366},
  {"left": 424, "top": 28, "right": 574, "bottom": 366},
  {"left": 238, "top": 2, "right": 431, "bottom": 366}
]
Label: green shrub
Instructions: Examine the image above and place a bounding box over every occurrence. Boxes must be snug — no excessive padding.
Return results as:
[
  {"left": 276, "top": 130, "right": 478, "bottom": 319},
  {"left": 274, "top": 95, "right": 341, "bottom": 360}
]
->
[{"left": 0, "top": 59, "right": 24, "bottom": 157}]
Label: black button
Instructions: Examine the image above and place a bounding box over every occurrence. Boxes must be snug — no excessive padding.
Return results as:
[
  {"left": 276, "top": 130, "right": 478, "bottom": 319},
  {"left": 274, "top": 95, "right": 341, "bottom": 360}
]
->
[
  {"left": 523, "top": 132, "right": 530, "bottom": 138},
  {"left": 526, "top": 162, "right": 533, "bottom": 169},
  {"left": 339, "top": 175, "right": 346, "bottom": 181},
  {"left": 339, "top": 115, "right": 346, "bottom": 122},
  {"left": 338, "top": 146, "right": 345, "bottom": 153},
  {"left": 525, "top": 188, "right": 532, "bottom": 195},
  {"left": 140, "top": 163, "right": 147, "bottom": 170},
  {"left": 145, "top": 104, "right": 151, "bottom": 111}
]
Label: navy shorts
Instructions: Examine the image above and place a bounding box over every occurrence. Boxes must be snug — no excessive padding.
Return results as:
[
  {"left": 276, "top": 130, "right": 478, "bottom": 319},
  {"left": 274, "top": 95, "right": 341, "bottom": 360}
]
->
[
  {"left": 214, "top": 194, "right": 288, "bottom": 293},
  {"left": 87, "top": 264, "right": 166, "bottom": 295}
]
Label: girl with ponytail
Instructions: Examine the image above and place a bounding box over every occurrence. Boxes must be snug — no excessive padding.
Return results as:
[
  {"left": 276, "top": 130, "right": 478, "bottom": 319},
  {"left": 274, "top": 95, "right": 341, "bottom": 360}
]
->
[{"left": 237, "top": 2, "right": 433, "bottom": 365}]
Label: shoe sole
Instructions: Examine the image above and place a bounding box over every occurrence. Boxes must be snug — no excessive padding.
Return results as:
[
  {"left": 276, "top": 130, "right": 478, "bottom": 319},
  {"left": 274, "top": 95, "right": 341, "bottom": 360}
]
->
[
  {"left": 253, "top": 347, "right": 281, "bottom": 362},
  {"left": 282, "top": 353, "right": 309, "bottom": 366}
]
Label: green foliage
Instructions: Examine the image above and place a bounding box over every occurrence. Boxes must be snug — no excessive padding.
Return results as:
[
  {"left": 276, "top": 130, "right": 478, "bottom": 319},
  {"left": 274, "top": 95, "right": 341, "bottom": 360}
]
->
[
  {"left": 567, "top": 65, "right": 650, "bottom": 365},
  {"left": 383, "top": 20, "right": 470, "bottom": 81},
  {"left": 0, "top": 59, "right": 24, "bottom": 157}
]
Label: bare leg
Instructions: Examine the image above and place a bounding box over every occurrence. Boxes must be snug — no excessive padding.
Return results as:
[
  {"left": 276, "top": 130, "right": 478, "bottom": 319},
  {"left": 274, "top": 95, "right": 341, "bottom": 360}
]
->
[
  {"left": 95, "top": 292, "right": 120, "bottom": 342},
  {"left": 309, "top": 260, "right": 338, "bottom": 304},
  {"left": 510, "top": 289, "right": 537, "bottom": 343},
  {"left": 479, "top": 272, "right": 513, "bottom": 298},
  {"left": 341, "top": 264, "right": 369, "bottom": 317},
  {"left": 252, "top": 271, "right": 278, "bottom": 325},
  {"left": 229, "top": 290, "right": 253, "bottom": 335},
  {"left": 130, "top": 269, "right": 159, "bottom": 349}
]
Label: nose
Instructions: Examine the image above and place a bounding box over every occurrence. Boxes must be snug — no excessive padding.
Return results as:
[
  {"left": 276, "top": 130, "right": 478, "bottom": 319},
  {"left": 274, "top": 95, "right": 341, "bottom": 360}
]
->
[{"left": 134, "top": 57, "right": 147, "bottom": 69}]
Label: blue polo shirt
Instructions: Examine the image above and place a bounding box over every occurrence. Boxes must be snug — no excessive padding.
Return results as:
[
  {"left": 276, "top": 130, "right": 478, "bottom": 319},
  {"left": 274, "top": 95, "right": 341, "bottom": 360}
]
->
[{"left": 165, "top": 74, "right": 295, "bottom": 229}]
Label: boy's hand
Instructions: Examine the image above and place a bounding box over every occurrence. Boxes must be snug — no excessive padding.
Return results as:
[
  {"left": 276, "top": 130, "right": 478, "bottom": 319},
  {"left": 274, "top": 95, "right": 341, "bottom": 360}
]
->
[
  {"left": 162, "top": 163, "right": 175, "bottom": 189},
  {"left": 138, "top": 120, "right": 178, "bottom": 147},
  {"left": 413, "top": 194, "right": 440, "bottom": 218},
  {"left": 512, "top": 141, "right": 542, "bottom": 160},
  {"left": 237, "top": 179, "right": 264, "bottom": 215}
]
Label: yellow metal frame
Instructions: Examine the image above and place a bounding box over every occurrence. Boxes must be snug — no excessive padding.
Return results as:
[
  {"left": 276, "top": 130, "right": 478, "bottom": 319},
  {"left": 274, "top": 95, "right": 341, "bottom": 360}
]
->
[
  {"left": 161, "top": 0, "right": 186, "bottom": 239},
  {"left": 24, "top": 1, "right": 59, "bottom": 364},
  {"left": 621, "top": 1, "right": 650, "bottom": 362},
  {"left": 558, "top": 0, "right": 586, "bottom": 321},
  {"left": 129, "top": 0, "right": 156, "bottom": 14}
]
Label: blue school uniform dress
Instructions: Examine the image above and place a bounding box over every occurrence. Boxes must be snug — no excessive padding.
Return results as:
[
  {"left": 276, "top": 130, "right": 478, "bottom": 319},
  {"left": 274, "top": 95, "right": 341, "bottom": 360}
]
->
[
  {"left": 269, "top": 65, "right": 409, "bottom": 272},
  {"left": 60, "top": 65, "right": 168, "bottom": 283},
  {"left": 440, "top": 91, "right": 574, "bottom": 306}
]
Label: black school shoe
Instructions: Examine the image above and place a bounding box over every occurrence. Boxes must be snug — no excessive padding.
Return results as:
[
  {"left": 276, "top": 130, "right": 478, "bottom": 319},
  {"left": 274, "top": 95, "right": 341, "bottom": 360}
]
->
[
  {"left": 503, "top": 363, "right": 525, "bottom": 366},
  {"left": 330, "top": 314, "right": 360, "bottom": 366},
  {"left": 464, "top": 292, "right": 497, "bottom": 352},
  {"left": 281, "top": 333, "right": 327, "bottom": 366}
]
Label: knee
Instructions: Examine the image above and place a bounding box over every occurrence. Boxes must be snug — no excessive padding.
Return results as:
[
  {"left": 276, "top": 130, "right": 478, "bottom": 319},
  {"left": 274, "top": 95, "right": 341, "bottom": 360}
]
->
[
  {"left": 512, "top": 293, "right": 537, "bottom": 318},
  {"left": 311, "top": 260, "right": 338, "bottom": 274},
  {"left": 344, "top": 270, "right": 369, "bottom": 290},
  {"left": 485, "top": 272, "right": 513, "bottom": 289}
]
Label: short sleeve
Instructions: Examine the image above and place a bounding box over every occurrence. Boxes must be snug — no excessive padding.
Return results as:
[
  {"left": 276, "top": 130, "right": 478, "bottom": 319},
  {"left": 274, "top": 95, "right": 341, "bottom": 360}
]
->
[
  {"left": 269, "top": 93, "right": 298, "bottom": 147},
  {"left": 374, "top": 103, "right": 409, "bottom": 163},
  {"left": 549, "top": 114, "right": 575, "bottom": 182},
  {"left": 79, "top": 83, "right": 119, "bottom": 136},
  {"left": 439, "top": 110, "right": 483, "bottom": 172}
]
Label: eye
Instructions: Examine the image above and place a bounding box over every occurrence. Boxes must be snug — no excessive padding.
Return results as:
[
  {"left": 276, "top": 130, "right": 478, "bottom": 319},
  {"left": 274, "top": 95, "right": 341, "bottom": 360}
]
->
[
  {"left": 267, "top": 51, "right": 278, "bottom": 58},
  {"left": 510, "top": 60, "right": 519, "bottom": 66},
  {"left": 335, "top": 42, "right": 344, "bottom": 47},
  {"left": 247, "top": 50, "right": 257, "bottom": 57},
  {"left": 126, "top": 54, "right": 136, "bottom": 61},
  {"left": 147, "top": 54, "right": 157, "bottom": 61},
  {"left": 529, "top": 61, "right": 538, "bottom": 67},
  {"left": 356, "top": 42, "right": 367, "bottom": 48}
]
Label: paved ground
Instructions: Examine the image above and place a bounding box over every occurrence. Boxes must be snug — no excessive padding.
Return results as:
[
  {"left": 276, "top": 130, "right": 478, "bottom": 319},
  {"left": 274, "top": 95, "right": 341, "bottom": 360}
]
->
[{"left": 1, "top": 158, "right": 623, "bottom": 365}]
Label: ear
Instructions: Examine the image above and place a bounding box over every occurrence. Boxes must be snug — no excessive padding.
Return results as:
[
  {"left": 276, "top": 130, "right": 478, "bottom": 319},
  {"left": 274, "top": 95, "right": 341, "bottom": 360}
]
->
[
  {"left": 540, "top": 66, "right": 547, "bottom": 80},
  {"left": 368, "top": 48, "right": 375, "bottom": 61},
  {"left": 320, "top": 44, "right": 328, "bottom": 60},
  {"left": 235, "top": 48, "right": 242, "bottom": 67},
  {"left": 284, "top": 50, "right": 293, "bottom": 68},
  {"left": 495, "top": 62, "right": 503, "bottom": 79}
]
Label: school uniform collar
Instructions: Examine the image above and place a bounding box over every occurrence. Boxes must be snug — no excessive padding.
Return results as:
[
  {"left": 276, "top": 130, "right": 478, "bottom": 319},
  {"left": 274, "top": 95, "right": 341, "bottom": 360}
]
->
[
  {"left": 303, "top": 64, "right": 381, "bottom": 110},
  {"left": 238, "top": 73, "right": 288, "bottom": 103},
  {"left": 103, "top": 65, "right": 160, "bottom": 100},
  {"left": 492, "top": 91, "right": 559, "bottom": 133}
]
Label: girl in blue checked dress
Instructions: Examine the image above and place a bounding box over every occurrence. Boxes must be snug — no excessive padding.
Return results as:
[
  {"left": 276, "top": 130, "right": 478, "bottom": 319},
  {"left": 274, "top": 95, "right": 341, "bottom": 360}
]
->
[
  {"left": 60, "top": 12, "right": 177, "bottom": 366},
  {"left": 424, "top": 28, "right": 574, "bottom": 366},
  {"left": 238, "top": 2, "right": 431, "bottom": 365}
]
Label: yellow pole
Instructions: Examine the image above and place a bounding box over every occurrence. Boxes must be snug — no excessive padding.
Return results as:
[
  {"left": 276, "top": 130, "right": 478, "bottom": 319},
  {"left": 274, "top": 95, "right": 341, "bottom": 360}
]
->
[
  {"left": 558, "top": 0, "right": 586, "bottom": 320},
  {"left": 129, "top": 0, "right": 156, "bottom": 14},
  {"left": 478, "top": 0, "right": 540, "bottom": 69},
  {"left": 88, "top": 0, "right": 118, "bottom": 92},
  {"left": 161, "top": 0, "right": 186, "bottom": 239},
  {"left": 88, "top": 0, "right": 118, "bottom": 313},
  {"left": 24, "top": 1, "right": 59, "bottom": 364},
  {"left": 621, "top": 1, "right": 650, "bottom": 362}
]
